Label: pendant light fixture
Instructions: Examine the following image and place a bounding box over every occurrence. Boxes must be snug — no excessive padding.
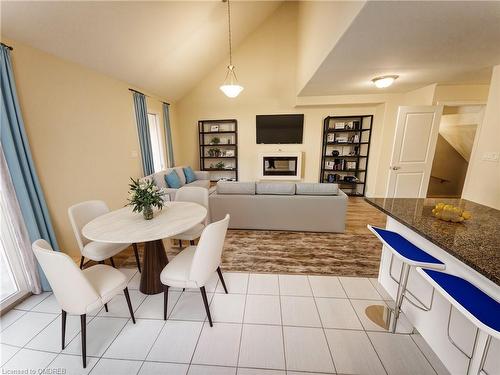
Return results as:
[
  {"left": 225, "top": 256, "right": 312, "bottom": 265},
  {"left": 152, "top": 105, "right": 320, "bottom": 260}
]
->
[{"left": 220, "top": 0, "right": 243, "bottom": 98}]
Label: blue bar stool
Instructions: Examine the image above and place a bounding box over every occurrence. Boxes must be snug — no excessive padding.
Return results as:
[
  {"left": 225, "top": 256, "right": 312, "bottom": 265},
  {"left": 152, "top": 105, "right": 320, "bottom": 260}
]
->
[
  {"left": 368, "top": 225, "right": 446, "bottom": 333},
  {"left": 417, "top": 269, "right": 499, "bottom": 375}
]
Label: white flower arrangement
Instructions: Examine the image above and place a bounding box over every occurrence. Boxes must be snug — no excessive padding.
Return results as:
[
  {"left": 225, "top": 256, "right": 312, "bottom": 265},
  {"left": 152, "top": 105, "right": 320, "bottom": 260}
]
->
[{"left": 127, "top": 178, "right": 166, "bottom": 219}]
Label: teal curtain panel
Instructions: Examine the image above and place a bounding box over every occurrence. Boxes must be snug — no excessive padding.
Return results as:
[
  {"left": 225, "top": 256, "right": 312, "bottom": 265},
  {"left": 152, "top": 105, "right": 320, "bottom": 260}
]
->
[
  {"left": 162, "top": 102, "right": 175, "bottom": 167},
  {"left": 132, "top": 91, "right": 154, "bottom": 175},
  {"left": 0, "top": 44, "right": 59, "bottom": 291}
]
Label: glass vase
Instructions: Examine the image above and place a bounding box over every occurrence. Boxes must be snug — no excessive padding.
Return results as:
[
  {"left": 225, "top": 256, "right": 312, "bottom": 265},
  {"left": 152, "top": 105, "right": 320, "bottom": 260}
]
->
[{"left": 143, "top": 205, "right": 153, "bottom": 220}]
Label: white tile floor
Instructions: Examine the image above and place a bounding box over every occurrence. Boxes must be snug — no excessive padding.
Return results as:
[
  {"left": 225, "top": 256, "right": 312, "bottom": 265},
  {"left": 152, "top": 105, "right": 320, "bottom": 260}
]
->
[{"left": 0, "top": 269, "right": 450, "bottom": 375}]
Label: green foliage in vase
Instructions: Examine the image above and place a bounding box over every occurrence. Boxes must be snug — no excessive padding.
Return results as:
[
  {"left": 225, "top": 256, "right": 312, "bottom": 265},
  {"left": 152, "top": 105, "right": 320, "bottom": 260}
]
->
[
  {"left": 127, "top": 178, "right": 165, "bottom": 213},
  {"left": 215, "top": 161, "right": 225, "bottom": 169},
  {"left": 211, "top": 137, "right": 221, "bottom": 144}
]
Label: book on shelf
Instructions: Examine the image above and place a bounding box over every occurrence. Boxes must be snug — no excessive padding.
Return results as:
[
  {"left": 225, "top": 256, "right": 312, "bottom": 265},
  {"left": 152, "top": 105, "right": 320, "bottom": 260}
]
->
[
  {"left": 346, "top": 161, "right": 357, "bottom": 170},
  {"left": 329, "top": 120, "right": 361, "bottom": 130}
]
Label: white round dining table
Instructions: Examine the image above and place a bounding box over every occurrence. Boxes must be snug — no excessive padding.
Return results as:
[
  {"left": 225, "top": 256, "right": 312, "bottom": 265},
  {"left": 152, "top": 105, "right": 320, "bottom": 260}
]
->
[{"left": 82, "top": 202, "right": 207, "bottom": 295}]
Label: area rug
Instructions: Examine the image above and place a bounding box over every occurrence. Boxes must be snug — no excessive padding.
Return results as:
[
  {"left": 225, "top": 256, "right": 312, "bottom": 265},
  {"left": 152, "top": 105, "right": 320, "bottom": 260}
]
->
[
  {"left": 118, "top": 197, "right": 386, "bottom": 277},
  {"left": 120, "top": 229, "right": 382, "bottom": 277}
]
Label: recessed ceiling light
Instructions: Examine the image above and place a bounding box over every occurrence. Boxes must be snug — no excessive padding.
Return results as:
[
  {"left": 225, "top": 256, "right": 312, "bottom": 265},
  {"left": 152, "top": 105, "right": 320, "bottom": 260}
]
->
[{"left": 372, "top": 75, "right": 399, "bottom": 88}]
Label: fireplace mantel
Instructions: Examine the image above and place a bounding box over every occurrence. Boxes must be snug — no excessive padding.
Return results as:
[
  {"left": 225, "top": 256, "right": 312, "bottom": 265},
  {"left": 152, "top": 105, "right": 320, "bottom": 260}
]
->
[{"left": 258, "top": 152, "right": 302, "bottom": 180}]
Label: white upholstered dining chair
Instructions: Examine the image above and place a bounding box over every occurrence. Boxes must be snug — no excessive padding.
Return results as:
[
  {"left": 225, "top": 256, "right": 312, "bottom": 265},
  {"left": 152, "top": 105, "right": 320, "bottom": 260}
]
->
[
  {"left": 171, "top": 186, "right": 209, "bottom": 247},
  {"left": 32, "top": 239, "right": 136, "bottom": 368},
  {"left": 161, "top": 214, "right": 230, "bottom": 326},
  {"left": 68, "top": 200, "right": 141, "bottom": 271}
]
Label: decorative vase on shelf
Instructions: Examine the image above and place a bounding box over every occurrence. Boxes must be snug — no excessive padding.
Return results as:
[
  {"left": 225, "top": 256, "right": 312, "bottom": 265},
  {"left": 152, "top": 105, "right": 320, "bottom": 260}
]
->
[{"left": 143, "top": 205, "right": 153, "bottom": 220}]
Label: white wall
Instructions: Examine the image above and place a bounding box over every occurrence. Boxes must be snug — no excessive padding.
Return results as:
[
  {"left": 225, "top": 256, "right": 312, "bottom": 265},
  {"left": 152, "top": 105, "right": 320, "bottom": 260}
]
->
[
  {"left": 433, "top": 84, "right": 490, "bottom": 104},
  {"left": 462, "top": 65, "right": 500, "bottom": 209}
]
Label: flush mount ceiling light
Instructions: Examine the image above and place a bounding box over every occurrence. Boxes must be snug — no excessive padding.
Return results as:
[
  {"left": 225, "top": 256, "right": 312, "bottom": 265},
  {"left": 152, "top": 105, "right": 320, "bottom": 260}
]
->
[
  {"left": 372, "top": 75, "right": 399, "bottom": 88},
  {"left": 220, "top": 0, "right": 243, "bottom": 98}
]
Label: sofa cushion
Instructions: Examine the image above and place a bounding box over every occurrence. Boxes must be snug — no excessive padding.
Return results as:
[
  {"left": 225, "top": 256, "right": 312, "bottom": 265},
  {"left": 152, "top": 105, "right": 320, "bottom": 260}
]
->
[
  {"left": 296, "top": 183, "right": 339, "bottom": 196},
  {"left": 165, "top": 170, "right": 182, "bottom": 189},
  {"left": 173, "top": 167, "right": 187, "bottom": 186},
  {"left": 187, "top": 179, "right": 210, "bottom": 189},
  {"left": 256, "top": 182, "right": 295, "bottom": 195},
  {"left": 183, "top": 167, "right": 197, "bottom": 183},
  {"left": 194, "top": 171, "right": 210, "bottom": 181},
  {"left": 217, "top": 181, "right": 255, "bottom": 195},
  {"left": 149, "top": 169, "right": 172, "bottom": 188}
]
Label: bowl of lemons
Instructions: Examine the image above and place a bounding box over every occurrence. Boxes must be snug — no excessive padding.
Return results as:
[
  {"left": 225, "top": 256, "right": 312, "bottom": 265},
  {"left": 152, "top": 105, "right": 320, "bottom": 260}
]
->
[{"left": 431, "top": 203, "right": 471, "bottom": 223}]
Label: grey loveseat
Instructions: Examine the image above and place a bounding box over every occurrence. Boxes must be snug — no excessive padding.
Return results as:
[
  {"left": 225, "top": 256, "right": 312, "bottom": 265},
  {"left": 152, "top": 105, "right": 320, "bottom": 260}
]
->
[
  {"left": 210, "top": 181, "right": 347, "bottom": 233},
  {"left": 143, "top": 166, "right": 210, "bottom": 201}
]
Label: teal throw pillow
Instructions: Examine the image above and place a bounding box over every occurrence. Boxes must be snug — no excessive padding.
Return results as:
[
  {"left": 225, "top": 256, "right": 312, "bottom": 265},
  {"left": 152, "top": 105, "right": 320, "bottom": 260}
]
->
[
  {"left": 183, "top": 167, "right": 197, "bottom": 183},
  {"left": 165, "top": 170, "right": 181, "bottom": 189}
]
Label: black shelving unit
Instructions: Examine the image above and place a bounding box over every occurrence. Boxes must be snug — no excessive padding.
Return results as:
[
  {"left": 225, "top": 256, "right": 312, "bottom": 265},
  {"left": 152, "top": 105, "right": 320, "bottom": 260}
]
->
[
  {"left": 319, "top": 115, "right": 373, "bottom": 196},
  {"left": 198, "top": 119, "right": 238, "bottom": 182}
]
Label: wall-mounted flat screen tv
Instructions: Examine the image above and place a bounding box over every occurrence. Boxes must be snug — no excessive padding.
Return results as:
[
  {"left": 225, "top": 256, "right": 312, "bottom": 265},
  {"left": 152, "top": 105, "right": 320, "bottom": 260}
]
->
[{"left": 256, "top": 114, "right": 304, "bottom": 144}]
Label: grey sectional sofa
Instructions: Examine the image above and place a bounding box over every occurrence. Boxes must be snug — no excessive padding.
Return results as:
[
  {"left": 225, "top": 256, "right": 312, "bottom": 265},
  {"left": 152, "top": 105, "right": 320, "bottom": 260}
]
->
[
  {"left": 210, "top": 181, "right": 347, "bottom": 233},
  {"left": 143, "top": 166, "right": 210, "bottom": 201}
]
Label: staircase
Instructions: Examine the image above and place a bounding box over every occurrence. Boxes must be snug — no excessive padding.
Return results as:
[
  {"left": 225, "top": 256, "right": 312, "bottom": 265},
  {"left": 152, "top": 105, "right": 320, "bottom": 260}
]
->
[{"left": 427, "top": 106, "right": 483, "bottom": 198}]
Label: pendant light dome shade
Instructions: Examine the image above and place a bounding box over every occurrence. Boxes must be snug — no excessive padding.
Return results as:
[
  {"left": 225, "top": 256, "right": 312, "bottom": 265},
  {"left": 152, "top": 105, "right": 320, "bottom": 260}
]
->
[
  {"left": 220, "top": 65, "right": 244, "bottom": 98},
  {"left": 220, "top": 0, "right": 243, "bottom": 98},
  {"left": 220, "top": 84, "right": 244, "bottom": 98}
]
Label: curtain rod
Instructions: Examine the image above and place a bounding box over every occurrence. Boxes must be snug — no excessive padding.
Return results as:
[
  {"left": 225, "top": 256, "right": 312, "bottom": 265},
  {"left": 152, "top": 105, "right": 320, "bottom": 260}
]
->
[
  {"left": 128, "top": 88, "right": 170, "bottom": 106},
  {"left": 1, "top": 42, "right": 13, "bottom": 50}
]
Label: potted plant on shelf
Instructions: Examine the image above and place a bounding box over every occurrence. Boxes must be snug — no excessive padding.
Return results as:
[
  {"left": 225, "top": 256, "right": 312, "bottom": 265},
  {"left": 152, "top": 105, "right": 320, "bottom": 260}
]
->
[
  {"left": 211, "top": 137, "right": 221, "bottom": 145},
  {"left": 215, "top": 161, "right": 225, "bottom": 169},
  {"left": 127, "top": 178, "right": 165, "bottom": 220}
]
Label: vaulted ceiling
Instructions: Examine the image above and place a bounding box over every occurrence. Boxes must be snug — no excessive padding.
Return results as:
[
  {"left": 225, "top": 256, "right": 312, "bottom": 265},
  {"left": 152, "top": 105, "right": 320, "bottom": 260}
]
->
[
  {"left": 3, "top": 1, "right": 500, "bottom": 101},
  {"left": 1, "top": 1, "right": 282, "bottom": 101},
  {"left": 299, "top": 1, "right": 500, "bottom": 96}
]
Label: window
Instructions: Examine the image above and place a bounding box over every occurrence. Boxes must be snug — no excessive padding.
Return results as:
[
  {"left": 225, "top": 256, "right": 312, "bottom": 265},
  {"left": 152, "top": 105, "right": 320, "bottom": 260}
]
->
[
  {"left": 148, "top": 113, "right": 165, "bottom": 173},
  {"left": 0, "top": 191, "right": 29, "bottom": 310}
]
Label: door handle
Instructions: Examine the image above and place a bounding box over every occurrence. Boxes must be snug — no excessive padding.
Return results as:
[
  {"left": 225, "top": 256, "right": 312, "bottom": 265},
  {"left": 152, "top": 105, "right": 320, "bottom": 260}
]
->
[{"left": 390, "top": 166, "right": 401, "bottom": 170}]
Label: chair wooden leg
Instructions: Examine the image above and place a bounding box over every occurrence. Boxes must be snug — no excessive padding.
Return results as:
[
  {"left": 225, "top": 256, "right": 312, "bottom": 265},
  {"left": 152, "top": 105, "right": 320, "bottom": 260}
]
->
[
  {"left": 80, "top": 314, "right": 87, "bottom": 368},
  {"left": 190, "top": 240, "right": 195, "bottom": 246},
  {"left": 216, "top": 267, "right": 228, "bottom": 294},
  {"left": 110, "top": 257, "right": 116, "bottom": 268},
  {"left": 79, "top": 256, "right": 85, "bottom": 269},
  {"left": 163, "top": 286, "right": 169, "bottom": 321},
  {"left": 61, "top": 310, "right": 67, "bottom": 350},
  {"left": 133, "top": 243, "right": 141, "bottom": 273},
  {"left": 124, "top": 287, "right": 136, "bottom": 324},
  {"left": 104, "top": 303, "right": 108, "bottom": 312},
  {"left": 200, "top": 286, "right": 213, "bottom": 327}
]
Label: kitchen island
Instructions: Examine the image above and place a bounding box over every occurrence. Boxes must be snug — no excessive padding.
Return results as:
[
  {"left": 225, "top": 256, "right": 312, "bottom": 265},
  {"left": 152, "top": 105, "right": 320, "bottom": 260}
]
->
[{"left": 365, "top": 197, "right": 499, "bottom": 375}]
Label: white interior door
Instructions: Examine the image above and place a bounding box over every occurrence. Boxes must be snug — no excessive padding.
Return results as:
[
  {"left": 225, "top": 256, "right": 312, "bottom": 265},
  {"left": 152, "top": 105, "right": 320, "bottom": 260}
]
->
[{"left": 386, "top": 105, "right": 443, "bottom": 198}]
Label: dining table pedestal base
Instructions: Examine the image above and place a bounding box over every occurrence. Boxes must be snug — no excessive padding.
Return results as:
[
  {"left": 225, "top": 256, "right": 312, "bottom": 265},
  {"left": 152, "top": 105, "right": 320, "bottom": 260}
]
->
[{"left": 140, "top": 239, "right": 169, "bottom": 295}]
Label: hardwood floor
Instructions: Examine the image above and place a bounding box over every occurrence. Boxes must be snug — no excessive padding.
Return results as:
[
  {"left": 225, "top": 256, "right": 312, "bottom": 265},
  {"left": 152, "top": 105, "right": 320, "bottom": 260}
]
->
[
  {"left": 345, "top": 196, "right": 386, "bottom": 234},
  {"left": 80, "top": 197, "right": 387, "bottom": 277}
]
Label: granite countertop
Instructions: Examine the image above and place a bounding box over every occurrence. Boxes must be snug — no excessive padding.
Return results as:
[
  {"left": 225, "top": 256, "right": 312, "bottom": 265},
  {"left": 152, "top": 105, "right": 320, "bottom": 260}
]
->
[{"left": 365, "top": 197, "right": 500, "bottom": 285}]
